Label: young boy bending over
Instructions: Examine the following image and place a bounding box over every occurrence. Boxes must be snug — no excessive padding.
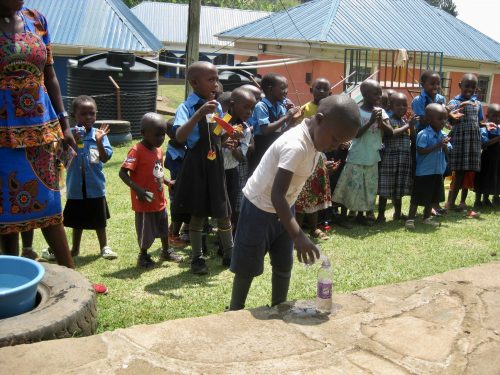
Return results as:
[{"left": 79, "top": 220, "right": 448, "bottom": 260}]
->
[{"left": 229, "top": 95, "right": 360, "bottom": 310}]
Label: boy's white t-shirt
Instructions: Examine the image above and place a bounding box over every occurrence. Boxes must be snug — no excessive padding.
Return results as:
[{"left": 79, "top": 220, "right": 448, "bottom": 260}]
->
[{"left": 243, "top": 120, "right": 320, "bottom": 213}]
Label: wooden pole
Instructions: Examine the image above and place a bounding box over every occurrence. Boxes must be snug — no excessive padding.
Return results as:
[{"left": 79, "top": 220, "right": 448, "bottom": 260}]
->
[
  {"left": 184, "top": 0, "right": 201, "bottom": 99},
  {"left": 108, "top": 76, "right": 121, "bottom": 120}
]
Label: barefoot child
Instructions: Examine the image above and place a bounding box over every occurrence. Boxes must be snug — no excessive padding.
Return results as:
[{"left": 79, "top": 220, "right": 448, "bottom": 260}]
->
[
  {"left": 405, "top": 104, "right": 451, "bottom": 229},
  {"left": 446, "top": 74, "right": 483, "bottom": 211},
  {"left": 333, "top": 80, "right": 393, "bottom": 226},
  {"left": 249, "top": 73, "right": 300, "bottom": 172},
  {"left": 229, "top": 95, "right": 360, "bottom": 310},
  {"left": 63, "top": 96, "right": 116, "bottom": 259},
  {"left": 295, "top": 78, "right": 333, "bottom": 239},
  {"left": 377, "top": 93, "right": 416, "bottom": 222},
  {"left": 119, "top": 113, "right": 182, "bottom": 268},
  {"left": 474, "top": 103, "right": 500, "bottom": 207},
  {"left": 172, "top": 61, "right": 233, "bottom": 273}
]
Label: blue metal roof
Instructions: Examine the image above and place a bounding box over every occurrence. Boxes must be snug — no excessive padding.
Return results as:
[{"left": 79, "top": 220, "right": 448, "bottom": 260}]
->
[
  {"left": 23, "top": 0, "right": 163, "bottom": 53},
  {"left": 218, "top": 0, "right": 500, "bottom": 63},
  {"left": 132, "top": 1, "right": 270, "bottom": 48}
]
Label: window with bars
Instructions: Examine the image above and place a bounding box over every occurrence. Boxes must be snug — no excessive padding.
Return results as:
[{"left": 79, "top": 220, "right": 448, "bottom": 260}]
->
[{"left": 476, "top": 75, "right": 490, "bottom": 102}]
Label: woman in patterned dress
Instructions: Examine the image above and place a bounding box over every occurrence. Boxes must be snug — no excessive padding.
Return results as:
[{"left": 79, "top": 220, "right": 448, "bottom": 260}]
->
[{"left": 0, "top": 1, "right": 75, "bottom": 268}]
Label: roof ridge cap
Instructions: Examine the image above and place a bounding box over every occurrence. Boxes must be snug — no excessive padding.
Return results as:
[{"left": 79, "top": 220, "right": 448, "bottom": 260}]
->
[
  {"left": 104, "top": 0, "right": 154, "bottom": 51},
  {"left": 320, "top": 0, "right": 341, "bottom": 41}
]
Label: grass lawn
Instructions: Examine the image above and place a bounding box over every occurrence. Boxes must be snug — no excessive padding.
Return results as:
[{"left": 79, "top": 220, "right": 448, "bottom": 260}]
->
[
  {"left": 28, "top": 141, "right": 500, "bottom": 334},
  {"left": 158, "top": 83, "right": 185, "bottom": 112}
]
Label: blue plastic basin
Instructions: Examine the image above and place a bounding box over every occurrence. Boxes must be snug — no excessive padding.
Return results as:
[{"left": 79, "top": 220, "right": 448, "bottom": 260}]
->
[{"left": 0, "top": 255, "right": 45, "bottom": 319}]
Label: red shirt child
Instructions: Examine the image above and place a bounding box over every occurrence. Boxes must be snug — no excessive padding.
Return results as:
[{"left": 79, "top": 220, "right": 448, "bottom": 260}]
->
[
  {"left": 119, "top": 113, "right": 182, "bottom": 268},
  {"left": 122, "top": 142, "right": 166, "bottom": 213}
]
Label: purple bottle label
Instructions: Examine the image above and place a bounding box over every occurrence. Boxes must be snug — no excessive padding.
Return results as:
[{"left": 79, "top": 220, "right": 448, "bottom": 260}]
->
[{"left": 317, "top": 281, "right": 332, "bottom": 299}]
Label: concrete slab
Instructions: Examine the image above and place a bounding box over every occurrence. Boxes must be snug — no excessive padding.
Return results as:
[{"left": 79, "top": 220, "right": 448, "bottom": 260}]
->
[{"left": 1, "top": 262, "right": 499, "bottom": 374}]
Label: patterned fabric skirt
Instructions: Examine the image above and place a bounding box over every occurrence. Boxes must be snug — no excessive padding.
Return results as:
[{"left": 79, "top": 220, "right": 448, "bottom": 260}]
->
[
  {"left": 378, "top": 143, "right": 413, "bottom": 199},
  {"left": 295, "top": 154, "right": 332, "bottom": 214},
  {"left": 449, "top": 123, "right": 481, "bottom": 172},
  {"left": 0, "top": 144, "right": 62, "bottom": 235},
  {"left": 332, "top": 162, "right": 378, "bottom": 212}
]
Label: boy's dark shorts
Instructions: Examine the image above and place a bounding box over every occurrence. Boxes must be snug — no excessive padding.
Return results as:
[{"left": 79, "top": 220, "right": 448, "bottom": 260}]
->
[
  {"left": 411, "top": 174, "right": 445, "bottom": 206},
  {"left": 230, "top": 197, "right": 294, "bottom": 277},
  {"left": 135, "top": 209, "right": 168, "bottom": 250}
]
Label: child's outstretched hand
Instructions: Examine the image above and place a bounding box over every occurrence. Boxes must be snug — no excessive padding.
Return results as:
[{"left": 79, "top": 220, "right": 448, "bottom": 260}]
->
[
  {"left": 326, "top": 160, "right": 342, "bottom": 171},
  {"left": 458, "top": 100, "right": 477, "bottom": 108},
  {"left": 369, "top": 108, "right": 382, "bottom": 125},
  {"left": 294, "top": 232, "right": 320, "bottom": 265},
  {"left": 449, "top": 109, "right": 464, "bottom": 121},
  {"left": 95, "top": 124, "right": 110, "bottom": 143},
  {"left": 409, "top": 115, "right": 419, "bottom": 129},
  {"left": 485, "top": 122, "right": 498, "bottom": 132},
  {"left": 197, "top": 100, "right": 219, "bottom": 117},
  {"left": 222, "top": 136, "right": 238, "bottom": 150},
  {"left": 287, "top": 106, "right": 302, "bottom": 120}
]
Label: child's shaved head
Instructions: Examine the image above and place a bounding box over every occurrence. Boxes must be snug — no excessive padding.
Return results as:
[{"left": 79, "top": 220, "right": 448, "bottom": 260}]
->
[
  {"left": 425, "top": 103, "right": 447, "bottom": 118},
  {"left": 141, "top": 112, "right": 166, "bottom": 133},
  {"left": 312, "top": 77, "right": 331, "bottom": 88},
  {"left": 240, "top": 84, "right": 262, "bottom": 101},
  {"left": 487, "top": 103, "right": 500, "bottom": 123},
  {"left": 461, "top": 73, "right": 478, "bottom": 83},
  {"left": 360, "top": 79, "right": 381, "bottom": 95},
  {"left": 312, "top": 95, "right": 360, "bottom": 152},
  {"left": 318, "top": 95, "right": 359, "bottom": 125},
  {"left": 231, "top": 86, "right": 256, "bottom": 103},
  {"left": 186, "top": 61, "right": 217, "bottom": 83}
]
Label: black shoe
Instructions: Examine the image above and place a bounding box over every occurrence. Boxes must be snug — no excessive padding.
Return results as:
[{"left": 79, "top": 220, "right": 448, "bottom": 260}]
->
[
  {"left": 191, "top": 257, "right": 209, "bottom": 275},
  {"left": 137, "top": 253, "right": 155, "bottom": 268},
  {"left": 356, "top": 216, "right": 374, "bottom": 226},
  {"left": 202, "top": 234, "right": 209, "bottom": 256},
  {"left": 493, "top": 196, "right": 500, "bottom": 206}
]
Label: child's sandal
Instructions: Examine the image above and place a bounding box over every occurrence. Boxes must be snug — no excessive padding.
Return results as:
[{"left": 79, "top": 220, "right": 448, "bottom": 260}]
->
[{"left": 405, "top": 219, "right": 415, "bottom": 230}]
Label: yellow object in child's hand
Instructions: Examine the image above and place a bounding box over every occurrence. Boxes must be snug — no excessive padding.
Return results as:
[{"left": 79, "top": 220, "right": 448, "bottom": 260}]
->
[{"left": 213, "top": 113, "right": 233, "bottom": 135}]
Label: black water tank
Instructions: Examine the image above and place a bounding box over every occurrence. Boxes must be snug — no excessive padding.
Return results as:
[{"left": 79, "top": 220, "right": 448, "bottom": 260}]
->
[{"left": 67, "top": 51, "right": 158, "bottom": 137}]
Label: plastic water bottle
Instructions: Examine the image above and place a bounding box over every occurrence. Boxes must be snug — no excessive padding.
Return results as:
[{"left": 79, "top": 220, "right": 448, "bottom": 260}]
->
[{"left": 316, "top": 256, "right": 333, "bottom": 313}]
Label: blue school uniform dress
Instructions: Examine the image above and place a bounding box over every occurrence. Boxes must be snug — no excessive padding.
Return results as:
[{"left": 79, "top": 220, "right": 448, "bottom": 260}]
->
[
  {"left": 248, "top": 98, "right": 287, "bottom": 172},
  {"left": 378, "top": 116, "right": 413, "bottom": 199},
  {"left": 475, "top": 125, "right": 500, "bottom": 195},
  {"left": 411, "top": 125, "right": 451, "bottom": 206},
  {"left": 64, "top": 126, "right": 113, "bottom": 229},
  {"left": 411, "top": 91, "right": 446, "bottom": 132},
  {"left": 447, "top": 95, "right": 483, "bottom": 172},
  {"left": 171, "top": 93, "right": 231, "bottom": 218}
]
